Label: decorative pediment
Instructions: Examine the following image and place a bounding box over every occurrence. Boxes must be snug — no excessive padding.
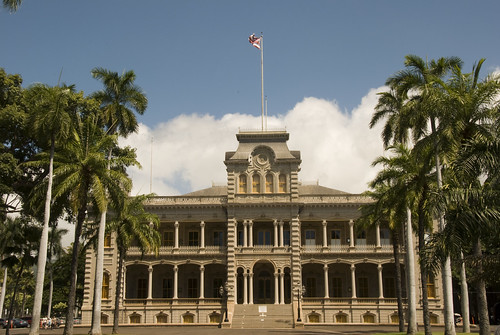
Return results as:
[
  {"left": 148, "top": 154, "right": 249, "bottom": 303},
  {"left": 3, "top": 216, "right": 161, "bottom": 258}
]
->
[{"left": 248, "top": 145, "right": 275, "bottom": 173}]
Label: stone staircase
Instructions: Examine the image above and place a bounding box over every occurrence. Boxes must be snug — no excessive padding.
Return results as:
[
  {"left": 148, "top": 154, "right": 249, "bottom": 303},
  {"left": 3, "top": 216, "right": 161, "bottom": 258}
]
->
[{"left": 231, "top": 304, "right": 294, "bottom": 328}]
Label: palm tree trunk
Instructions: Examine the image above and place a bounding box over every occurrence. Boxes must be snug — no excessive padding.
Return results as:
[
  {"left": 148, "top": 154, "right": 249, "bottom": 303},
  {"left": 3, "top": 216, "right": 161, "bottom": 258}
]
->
[
  {"left": 406, "top": 207, "right": 418, "bottom": 334},
  {"left": 29, "top": 138, "right": 55, "bottom": 335},
  {"left": 460, "top": 251, "right": 470, "bottom": 333},
  {"left": 391, "top": 228, "right": 404, "bottom": 332},
  {"left": 112, "top": 247, "right": 125, "bottom": 334},
  {"left": 6, "top": 258, "right": 25, "bottom": 335},
  {"left": 430, "top": 117, "right": 455, "bottom": 335},
  {"left": 0, "top": 267, "right": 7, "bottom": 317},
  {"left": 47, "top": 266, "right": 53, "bottom": 319},
  {"left": 418, "top": 196, "right": 431, "bottom": 335},
  {"left": 91, "top": 151, "right": 111, "bottom": 335},
  {"left": 63, "top": 199, "right": 88, "bottom": 335},
  {"left": 473, "top": 239, "right": 490, "bottom": 335}
]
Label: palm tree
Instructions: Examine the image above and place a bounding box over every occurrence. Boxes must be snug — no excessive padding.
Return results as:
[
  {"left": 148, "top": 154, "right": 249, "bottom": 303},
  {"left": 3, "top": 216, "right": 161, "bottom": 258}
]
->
[
  {"left": 89, "top": 67, "right": 147, "bottom": 335},
  {"left": 108, "top": 194, "right": 160, "bottom": 334},
  {"left": 24, "top": 83, "right": 73, "bottom": 335},
  {"left": 0, "top": 216, "right": 40, "bottom": 335},
  {"left": 31, "top": 112, "right": 137, "bottom": 335},
  {"left": 386, "top": 54, "right": 463, "bottom": 335},
  {"left": 46, "top": 226, "right": 68, "bottom": 320},
  {"left": 2, "top": 0, "right": 21, "bottom": 12}
]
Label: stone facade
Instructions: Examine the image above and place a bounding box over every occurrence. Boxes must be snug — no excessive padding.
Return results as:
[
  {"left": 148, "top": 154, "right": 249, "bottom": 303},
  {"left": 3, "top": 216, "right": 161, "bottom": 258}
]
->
[{"left": 81, "top": 130, "right": 445, "bottom": 327}]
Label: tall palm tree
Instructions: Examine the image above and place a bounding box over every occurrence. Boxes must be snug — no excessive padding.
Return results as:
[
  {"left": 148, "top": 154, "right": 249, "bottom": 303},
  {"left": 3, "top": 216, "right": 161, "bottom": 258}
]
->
[
  {"left": 24, "top": 83, "right": 73, "bottom": 335},
  {"left": 46, "top": 226, "right": 68, "bottom": 320},
  {"left": 108, "top": 194, "right": 160, "bottom": 334},
  {"left": 30, "top": 112, "right": 137, "bottom": 335},
  {"left": 386, "top": 54, "right": 463, "bottom": 335},
  {"left": 89, "top": 67, "right": 147, "bottom": 335}
]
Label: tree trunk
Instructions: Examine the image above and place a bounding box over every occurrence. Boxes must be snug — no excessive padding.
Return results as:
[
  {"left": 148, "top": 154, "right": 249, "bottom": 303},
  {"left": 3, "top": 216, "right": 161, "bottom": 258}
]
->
[
  {"left": 430, "top": 117, "right": 455, "bottom": 335},
  {"left": 62, "top": 199, "right": 87, "bottom": 335},
  {"left": 406, "top": 207, "right": 418, "bottom": 334},
  {"left": 473, "top": 240, "right": 490, "bottom": 335},
  {"left": 47, "top": 266, "right": 53, "bottom": 319},
  {"left": 29, "top": 138, "right": 55, "bottom": 335},
  {"left": 418, "top": 196, "right": 431, "bottom": 335},
  {"left": 90, "top": 149, "right": 111, "bottom": 335},
  {"left": 460, "top": 251, "right": 470, "bottom": 333},
  {"left": 6, "top": 258, "right": 25, "bottom": 335},
  {"left": 0, "top": 267, "right": 7, "bottom": 317},
  {"left": 391, "top": 228, "right": 405, "bottom": 332},
  {"left": 112, "top": 247, "right": 125, "bottom": 334}
]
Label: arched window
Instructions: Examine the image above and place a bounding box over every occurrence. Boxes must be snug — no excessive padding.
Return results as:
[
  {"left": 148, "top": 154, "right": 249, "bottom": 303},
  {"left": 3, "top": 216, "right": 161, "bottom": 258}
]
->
[
  {"left": 278, "top": 174, "right": 287, "bottom": 193},
  {"left": 252, "top": 174, "right": 261, "bottom": 193},
  {"left": 104, "top": 233, "right": 111, "bottom": 247},
  {"left": 102, "top": 273, "right": 109, "bottom": 299},
  {"left": 239, "top": 174, "right": 247, "bottom": 193},
  {"left": 265, "top": 174, "right": 273, "bottom": 193}
]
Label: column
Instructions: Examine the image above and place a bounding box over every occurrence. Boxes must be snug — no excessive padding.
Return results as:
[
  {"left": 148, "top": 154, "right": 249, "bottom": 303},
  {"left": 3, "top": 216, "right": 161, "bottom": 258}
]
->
[
  {"left": 200, "top": 221, "right": 205, "bottom": 249},
  {"left": 279, "top": 272, "right": 285, "bottom": 304},
  {"left": 349, "top": 220, "right": 355, "bottom": 248},
  {"left": 249, "top": 272, "right": 254, "bottom": 304},
  {"left": 174, "top": 221, "right": 179, "bottom": 249},
  {"left": 274, "top": 272, "right": 279, "bottom": 304},
  {"left": 173, "top": 265, "right": 178, "bottom": 299},
  {"left": 323, "top": 264, "right": 329, "bottom": 299},
  {"left": 243, "top": 220, "right": 248, "bottom": 247},
  {"left": 248, "top": 220, "right": 254, "bottom": 247},
  {"left": 243, "top": 272, "right": 248, "bottom": 304},
  {"left": 322, "top": 220, "right": 328, "bottom": 248},
  {"left": 350, "top": 264, "right": 356, "bottom": 298},
  {"left": 376, "top": 223, "right": 381, "bottom": 248},
  {"left": 273, "top": 220, "right": 279, "bottom": 247},
  {"left": 377, "top": 264, "right": 384, "bottom": 299},
  {"left": 122, "top": 265, "right": 127, "bottom": 304},
  {"left": 279, "top": 221, "right": 284, "bottom": 247},
  {"left": 234, "top": 273, "right": 238, "bottom": 305},
  {"left": 199, "top": 265, "right": 205, "bottom": 299},
  {"left": 147, "top": 265, "right": 153, "bottom": 299}
]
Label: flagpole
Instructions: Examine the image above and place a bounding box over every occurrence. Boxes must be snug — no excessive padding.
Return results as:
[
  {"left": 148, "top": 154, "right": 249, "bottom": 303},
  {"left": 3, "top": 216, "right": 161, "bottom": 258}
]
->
[{"left": 260, "top": 33, "right": 264, "bottom": 131}]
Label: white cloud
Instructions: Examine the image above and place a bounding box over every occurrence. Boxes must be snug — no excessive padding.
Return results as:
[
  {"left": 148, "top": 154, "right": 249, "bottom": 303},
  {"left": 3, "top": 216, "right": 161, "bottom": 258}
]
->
[{"left": 120, "top": 87, "right": 387, "bottom": 196}]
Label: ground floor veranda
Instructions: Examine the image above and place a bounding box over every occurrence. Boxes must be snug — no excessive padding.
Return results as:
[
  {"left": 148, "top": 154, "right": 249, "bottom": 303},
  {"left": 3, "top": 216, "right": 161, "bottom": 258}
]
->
[{"left": 84, "top": 258, "right": 444, "bottom": 326}]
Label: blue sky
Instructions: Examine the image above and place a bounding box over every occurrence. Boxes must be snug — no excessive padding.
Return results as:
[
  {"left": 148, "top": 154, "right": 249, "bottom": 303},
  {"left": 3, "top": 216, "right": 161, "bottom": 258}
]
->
[
  {"left": 3, "top": 1, "right": 500, "bottom": 126},
  {"left": 2, "top": 1, "right": 500, "bottom": 197}
]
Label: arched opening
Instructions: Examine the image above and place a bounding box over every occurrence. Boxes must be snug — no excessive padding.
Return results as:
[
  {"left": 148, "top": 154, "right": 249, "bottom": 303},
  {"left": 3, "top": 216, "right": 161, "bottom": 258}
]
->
[
  {"left": 278, "top": 174, "right": 287, "bottom": 193},
  {"left": 253, "top": 261, "right": 275, "bottom": 304},
  {"left": 102, "top": 272, "right": 110, "bottom": 300},
  {"left": 265, "top": 174, "right": 273, "bottom": 193},
  {"left": 252, "top": 174, "right": 261, "bottom": 193},
  {"left": 239, "top": 174, "right": 247, "bottom": 193}
]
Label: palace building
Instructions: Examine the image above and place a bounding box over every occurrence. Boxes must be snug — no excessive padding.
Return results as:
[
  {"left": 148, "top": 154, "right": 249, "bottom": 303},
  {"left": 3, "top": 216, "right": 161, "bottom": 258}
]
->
[{"left": 81, "top": 130, "right": 444, "bottom": 327}]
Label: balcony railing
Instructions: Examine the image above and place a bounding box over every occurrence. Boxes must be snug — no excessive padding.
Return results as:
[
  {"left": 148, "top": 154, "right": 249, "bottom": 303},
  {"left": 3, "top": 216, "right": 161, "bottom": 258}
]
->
[
  {"left": 303, "top": 297, "right": 408, "bottom": 305},
  {"left": 124, "top": 298, "right": 222, "bottom": 306},
  {"left": 301, "top": 244, "right": 394, "bottom": 253},
  {"left": 127, "top": 245, "right": 227, "bottom": 256}
]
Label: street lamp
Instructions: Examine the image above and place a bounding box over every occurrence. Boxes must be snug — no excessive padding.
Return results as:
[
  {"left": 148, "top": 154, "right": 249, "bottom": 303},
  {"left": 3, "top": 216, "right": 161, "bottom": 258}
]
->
[
  {"left": 296, "top": 285, "right": 306, "bottom": 322},
  {"left": 218, "top": 281, "right": 229, "bottom": 327}
]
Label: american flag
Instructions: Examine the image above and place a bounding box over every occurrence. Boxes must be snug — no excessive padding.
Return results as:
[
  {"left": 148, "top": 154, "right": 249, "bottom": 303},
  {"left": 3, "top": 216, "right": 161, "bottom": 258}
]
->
[{"left": 249, "top": 34, "right": 261, "bottom": 49}]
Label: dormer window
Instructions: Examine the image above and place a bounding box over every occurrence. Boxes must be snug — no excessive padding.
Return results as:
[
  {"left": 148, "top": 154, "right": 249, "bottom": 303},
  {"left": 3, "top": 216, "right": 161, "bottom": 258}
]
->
[
  {"left": 265, "top": 174, "right": 273, "bottom": 193},
  {"left": 239, "top": 174, "right": 247, "bottom": 193},
  {"left": 279, "top": 174, "right": 287, "bottom": 193},
  {"left": 252, "top": 174, "right": 261, "bottom": 193}
]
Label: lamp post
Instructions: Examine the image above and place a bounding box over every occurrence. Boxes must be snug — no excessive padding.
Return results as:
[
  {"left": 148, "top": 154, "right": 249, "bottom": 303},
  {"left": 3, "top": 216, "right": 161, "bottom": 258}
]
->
[
  {"left": 218, "top": 281, "right": 229, "bottom": 328},
  {"left": 296, "top": 285, "right": 306, "bottom": 322}
]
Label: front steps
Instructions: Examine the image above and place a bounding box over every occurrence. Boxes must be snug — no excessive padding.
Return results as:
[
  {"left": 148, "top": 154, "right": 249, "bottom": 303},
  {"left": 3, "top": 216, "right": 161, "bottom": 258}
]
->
[{"left": 232, "top": 304, "right": 294, "bottom": 328}]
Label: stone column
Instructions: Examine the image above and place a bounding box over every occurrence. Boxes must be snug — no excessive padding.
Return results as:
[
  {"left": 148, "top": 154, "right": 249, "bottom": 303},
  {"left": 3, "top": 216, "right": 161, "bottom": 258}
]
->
[
  {"left": 378, "top": 264, "right": 384, "bottom": 299},
  {"left": 243, "top": 220, "right": 248, "bottom": 248},
  {"left": 322, "top": 220, "right": 328, "bottom": 248},
  {"left": 200, "top": 221, "right": 205, "bottom": 249},
  {"left": 350, "top": 264, "right": 356, "bottom": 298},
  {"left": 173, "top": 265, "right": 178, "bottom": 299},
  {"left": 349, "top": 220, "right": 355, "bottom": 248},
  {"left": 249, "top": 272, "right": 254, "bottom": 304},
  {"left": 243, "top": 272, "right": 248, "bottom": 304},
  {"left": 376, "top": 223, "right": 381, "bottom": 248},
  {"left": 234, "top": 273, "right": 238, "bottom": 305},
  {"left": 279, "top": 221, "right": 284, "bottom": 247},
  {"left": 274, "top": 272, "right": 279, "bottom": 304},
  {"left": 279, "top": 272, "right": 285, "bottom": 304},
  {"left": 323, "top": 264, "right": 329, "bottom": 298},
  {"left": 200, "top": 265, "right": 205, "bottom": 299},
  {"left": 273, "top": 220, "right": 279, "bottom": 247},
  {"left": 147, "top": 265, "right": 153, "bottom": 299},
  {"left": 248, "top": 220, "right": 254, "bottom": 247},
  {"left": 174, "top": 221, "right": 179, "bottom": 249}
]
